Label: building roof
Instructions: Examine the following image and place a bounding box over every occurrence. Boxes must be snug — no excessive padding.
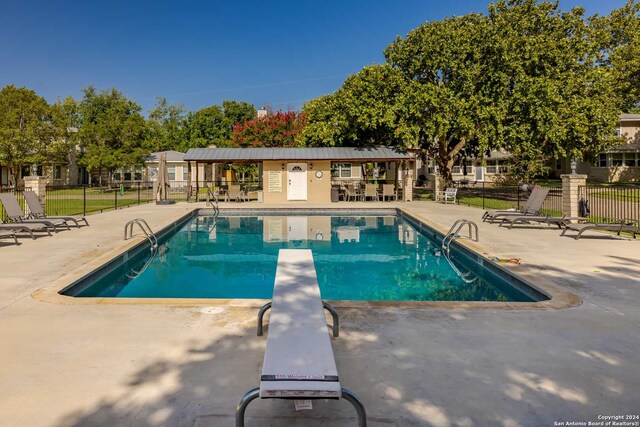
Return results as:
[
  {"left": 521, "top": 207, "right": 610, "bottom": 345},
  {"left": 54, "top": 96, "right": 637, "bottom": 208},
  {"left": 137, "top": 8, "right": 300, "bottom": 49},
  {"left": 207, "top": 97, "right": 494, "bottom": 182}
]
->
[
  {"left": 146, "top": 151, "right": 185, "bottom": 163},
  {"left": 620, "top": 114, "right": 640, "bottom": 122},
  {"left": 183, "top": 147, "right": 413, "bottom": 162},
  {"left": 613, "top": 142, "right": 640, "bottom": 152}
]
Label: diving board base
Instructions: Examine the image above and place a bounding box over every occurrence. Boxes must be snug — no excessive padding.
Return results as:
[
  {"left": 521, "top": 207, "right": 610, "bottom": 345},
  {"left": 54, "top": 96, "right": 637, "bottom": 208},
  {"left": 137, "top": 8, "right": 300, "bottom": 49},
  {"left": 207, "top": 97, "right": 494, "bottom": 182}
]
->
[{"left": 235, "top": 387, "right": 367, "bottom": 427}]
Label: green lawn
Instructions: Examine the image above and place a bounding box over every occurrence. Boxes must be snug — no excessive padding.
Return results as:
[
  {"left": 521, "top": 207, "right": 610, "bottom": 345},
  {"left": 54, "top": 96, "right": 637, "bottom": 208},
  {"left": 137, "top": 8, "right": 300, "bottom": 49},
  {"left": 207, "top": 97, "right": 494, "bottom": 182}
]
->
[{"left": 457, "top": 196, "right": 517, "bottom": 210}]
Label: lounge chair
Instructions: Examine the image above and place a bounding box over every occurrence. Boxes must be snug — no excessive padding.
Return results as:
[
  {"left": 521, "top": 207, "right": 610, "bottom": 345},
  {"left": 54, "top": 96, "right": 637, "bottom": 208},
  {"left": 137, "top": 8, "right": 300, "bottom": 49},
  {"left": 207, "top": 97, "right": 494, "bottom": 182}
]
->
[
  {"left": 561, "top": 220, "right": 640, "bottom": 240},
  {"left": 498, "top": 214, "right": 582, "bottom": 229},
  {"left": 0, "top": 229, "right": 19, "bottom": 245},
  {"left": 483, "top": 187, "right": 549, "bottom": 222},
  {"left": 0, "top": 193, "right": 69, "bottom": 231},
  {"left": 0, "top": 219, "right": 44, "bottom": 238},
  {"left": 237, "top": 249, "right": 366, "bottom": 427},
  {"left": 436, "top": 187, "right": 457, "bottom": 204},
  {"left": 23, "top": 191, "right": 88, "bottom": 227},
  {"left": 364, "top": 183, "right": 379, "bottom": 201},
  {"left": 382, "top": 184, "right": 397, "bottom": 201}
]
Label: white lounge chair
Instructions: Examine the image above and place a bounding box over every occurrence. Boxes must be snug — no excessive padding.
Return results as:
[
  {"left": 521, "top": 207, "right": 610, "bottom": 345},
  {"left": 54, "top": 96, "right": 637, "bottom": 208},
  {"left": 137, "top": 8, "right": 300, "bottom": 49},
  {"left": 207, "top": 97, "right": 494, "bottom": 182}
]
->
[{"left": 237, "top": 249, "right": 366, "bottom": 427}]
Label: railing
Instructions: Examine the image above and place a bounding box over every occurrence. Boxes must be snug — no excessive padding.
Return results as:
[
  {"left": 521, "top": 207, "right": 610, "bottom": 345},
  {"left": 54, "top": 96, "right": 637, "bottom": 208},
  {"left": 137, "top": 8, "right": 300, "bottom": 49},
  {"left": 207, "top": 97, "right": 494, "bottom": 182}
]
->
[
  {"left": 0, "top": 187, "right": 30, "bottom": 221},
  {"left": 433, "top": 182, "right": 562, "bottom": 215},
  {"left": 579, "top": 185, "right": 640, "bottom": 223}
]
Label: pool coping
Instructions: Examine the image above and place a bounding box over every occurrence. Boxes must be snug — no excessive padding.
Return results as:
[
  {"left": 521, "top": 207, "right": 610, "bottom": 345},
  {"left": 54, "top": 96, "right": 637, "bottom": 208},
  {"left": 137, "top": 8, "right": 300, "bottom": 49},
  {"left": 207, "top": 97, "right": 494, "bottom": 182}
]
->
[{"left": 32, "top": 206, "right": 582, "bottom": 310}]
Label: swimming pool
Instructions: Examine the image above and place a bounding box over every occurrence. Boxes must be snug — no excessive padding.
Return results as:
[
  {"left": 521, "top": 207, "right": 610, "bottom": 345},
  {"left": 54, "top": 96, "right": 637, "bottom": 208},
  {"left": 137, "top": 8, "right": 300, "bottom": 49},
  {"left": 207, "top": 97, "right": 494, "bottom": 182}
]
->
[{"left": 62, "top": 211, "right": 548, "bottom": 302}]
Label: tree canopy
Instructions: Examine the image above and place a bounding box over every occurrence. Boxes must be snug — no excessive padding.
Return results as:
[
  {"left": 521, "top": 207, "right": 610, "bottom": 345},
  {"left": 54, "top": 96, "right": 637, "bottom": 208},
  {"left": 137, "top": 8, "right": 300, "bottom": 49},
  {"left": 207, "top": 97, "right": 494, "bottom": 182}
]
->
[
  {"left": 77, "top": 86, "right": 147, "bottom": 184},
  {"left": 232, "top": 111, "right": 307, "bottom": 147},
  {"left": 302, "top": 0, "right": 634, "bottom": 181},
  {"left": 0, "top": 85, "right": 55, "bottom": 185}
]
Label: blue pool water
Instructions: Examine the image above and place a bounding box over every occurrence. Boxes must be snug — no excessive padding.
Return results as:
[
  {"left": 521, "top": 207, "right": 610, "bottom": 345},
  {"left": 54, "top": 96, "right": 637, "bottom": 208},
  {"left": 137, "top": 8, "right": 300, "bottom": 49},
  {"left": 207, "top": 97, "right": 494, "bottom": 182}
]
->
[{"left": 66, "top": 213, "right": 546, "bottom": 302}]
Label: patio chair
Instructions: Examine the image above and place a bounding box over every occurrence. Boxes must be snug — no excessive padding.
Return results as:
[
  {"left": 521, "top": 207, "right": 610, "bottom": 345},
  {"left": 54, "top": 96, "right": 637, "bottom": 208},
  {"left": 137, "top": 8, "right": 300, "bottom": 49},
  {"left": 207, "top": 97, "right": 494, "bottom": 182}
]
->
[
  {"left": 560, "top": 220, "right": 640, "bottom": 240},
  {"left": 382, "top": 184, "right": 397, "bottom": 201},
  {"left": 436, "top": 187, "right": 457, "bottom": 204},
  {"left": 0, "top": 193, "right": 68, "bottom": 231},
  {"left": 483, "top": 187, "right": 549, "bottom": 223},
  {"left": 364, "top": 183, "right": 379, "bottom": 201},
  {"left": 237, "top": 249, "right": 366, "bottom": 427},
  {"left": 227, "top": 185, "right": 242, "bottom": 202},
  {"left": 345, "top": 184, "right": 361, "bottom": 202},
  {"left": 0, "top": 229, "right": 19, "bottom": 245},
  {"left": 23, "top": 191, "right": 88, "bottom": 227}
]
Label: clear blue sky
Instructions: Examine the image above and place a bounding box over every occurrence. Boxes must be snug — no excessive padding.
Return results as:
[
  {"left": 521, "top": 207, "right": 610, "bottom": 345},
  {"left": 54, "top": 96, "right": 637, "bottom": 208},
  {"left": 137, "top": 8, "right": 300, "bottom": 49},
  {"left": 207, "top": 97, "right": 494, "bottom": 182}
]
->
[{"left": 0, "top": 0, "right": 629, "bottom": 115}]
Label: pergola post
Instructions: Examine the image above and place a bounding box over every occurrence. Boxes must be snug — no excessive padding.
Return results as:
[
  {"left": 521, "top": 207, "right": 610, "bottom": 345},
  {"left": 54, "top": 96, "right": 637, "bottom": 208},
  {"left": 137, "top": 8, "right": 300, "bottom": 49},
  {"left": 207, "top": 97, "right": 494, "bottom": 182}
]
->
[
  {"left": 195, "top": 162, "right": 200, "bottom": 202},
  {"left": 187, "top": 162, "right": 192, "bottom": 202}
]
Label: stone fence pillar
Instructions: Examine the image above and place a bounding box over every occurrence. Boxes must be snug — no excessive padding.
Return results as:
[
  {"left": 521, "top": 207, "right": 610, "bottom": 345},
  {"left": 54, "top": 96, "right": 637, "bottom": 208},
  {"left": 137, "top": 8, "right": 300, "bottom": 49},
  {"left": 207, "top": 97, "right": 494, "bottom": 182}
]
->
[
  {"left": 403, "top": 162, "right": 414, "bottom": 202},
  {"left": 427, "top": 173, "right": 442, "bottom": 200},
  {"left": 561, "top": 174, "right": 587, "bottom": 219},
  {"left": 22, "top": 176, "right": 47, "bottom": 198},
  {"left": 22, "top": 176, "right": 48, "bottom": 215}
]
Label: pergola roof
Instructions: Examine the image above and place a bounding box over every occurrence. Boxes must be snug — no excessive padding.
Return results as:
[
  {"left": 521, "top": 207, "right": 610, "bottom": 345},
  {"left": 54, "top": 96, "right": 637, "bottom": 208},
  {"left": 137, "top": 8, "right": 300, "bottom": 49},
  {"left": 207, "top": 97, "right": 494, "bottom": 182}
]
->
[{"left": 183, "top": 147, "right": 413, "bottom": 163}]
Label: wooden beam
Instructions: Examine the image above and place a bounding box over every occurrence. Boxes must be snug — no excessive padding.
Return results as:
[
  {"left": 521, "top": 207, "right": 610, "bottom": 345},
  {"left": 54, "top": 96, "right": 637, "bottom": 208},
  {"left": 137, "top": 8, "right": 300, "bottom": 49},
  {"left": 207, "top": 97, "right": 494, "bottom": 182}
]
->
[
  {"left": 195, "top": 162, "right": 199, "bottom": 202},
  {"left": 186, "top": 162, "right": 192, "bottom": 202}
]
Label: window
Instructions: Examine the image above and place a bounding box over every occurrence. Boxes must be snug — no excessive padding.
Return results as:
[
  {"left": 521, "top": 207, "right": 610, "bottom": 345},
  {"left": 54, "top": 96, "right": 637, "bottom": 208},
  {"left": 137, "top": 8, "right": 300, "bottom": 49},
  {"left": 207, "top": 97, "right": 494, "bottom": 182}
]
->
[
  {"left": 134, "top": 167, "right": 142, "bottom": 181},
  {"left": 123, "top": 167, "right": 132, "bottom": 181},
  {"left": 451, "top": 166, "right": 461, "bottom": 174},
  {"left": 148, "top": 167, "right": 158, "bottom": 180},
  {"left": 556, "top": 159, "right": 562, "bottom": 170},
  {"left": 331, "top": 163, "right": 352, "bottom": 178},
  {"left": 114, "top": 170, "right": 122, "bottom": 181},
  {"left": 182, "top": 166, "right": 189, "bottom": 181},
  {"left": 597, "top": 153, "right": 608, "bottom": 168},
  {"left": 611, "top": 153, "right": 624, "bottom": 167},
  {"left": 54, "top": 165, "right": 62, "bottom": 180},
  {"left": 168, "top": 166, "right": 176, "bottom": 180}
]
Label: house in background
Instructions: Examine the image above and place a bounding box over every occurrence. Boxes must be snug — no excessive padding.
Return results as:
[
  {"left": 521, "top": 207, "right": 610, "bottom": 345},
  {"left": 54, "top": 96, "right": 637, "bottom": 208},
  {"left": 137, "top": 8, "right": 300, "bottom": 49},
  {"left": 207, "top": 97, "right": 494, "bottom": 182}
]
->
[
  {"left": 143, "top": 150, "right": 216, "bottom": 187},
  {"left": 415, "top": 150, "right": 511, "bottom": 184},
  {"left": 555, "top": 114, "right": 640, "bottom": 182}
]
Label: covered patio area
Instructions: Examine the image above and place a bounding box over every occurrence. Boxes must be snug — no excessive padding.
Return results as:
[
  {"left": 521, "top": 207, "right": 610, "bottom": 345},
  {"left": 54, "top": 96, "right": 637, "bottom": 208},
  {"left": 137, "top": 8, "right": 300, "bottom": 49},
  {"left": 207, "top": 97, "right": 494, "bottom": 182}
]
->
[{"left": 182, "top": 147, "right": 415, "bottom": 203}]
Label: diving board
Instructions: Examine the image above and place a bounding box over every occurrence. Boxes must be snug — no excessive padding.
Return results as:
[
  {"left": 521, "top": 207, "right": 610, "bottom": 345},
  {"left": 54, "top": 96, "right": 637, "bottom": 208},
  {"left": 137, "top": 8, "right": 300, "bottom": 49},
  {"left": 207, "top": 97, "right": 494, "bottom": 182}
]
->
[{"left": 236, "top": 249, "right": 367, "bottom": 426}]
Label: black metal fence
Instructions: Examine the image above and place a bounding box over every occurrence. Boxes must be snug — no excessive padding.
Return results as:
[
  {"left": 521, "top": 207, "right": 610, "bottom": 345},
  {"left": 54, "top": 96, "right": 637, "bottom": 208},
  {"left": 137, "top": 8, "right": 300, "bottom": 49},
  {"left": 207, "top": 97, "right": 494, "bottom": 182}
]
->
[
  {"left": 579, "top": 185, "right": 640, "bottom": 223},
  {"left": 431, "top": 182, "right": 563, "bottom": 215},
  {"left": 0, "top": 187, "right": 29, "bottom": 222}
]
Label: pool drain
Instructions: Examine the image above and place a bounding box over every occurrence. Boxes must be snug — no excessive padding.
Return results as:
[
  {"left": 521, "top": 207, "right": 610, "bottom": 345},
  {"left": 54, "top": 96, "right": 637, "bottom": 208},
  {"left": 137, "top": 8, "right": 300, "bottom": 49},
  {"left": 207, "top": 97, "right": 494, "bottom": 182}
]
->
[{"left": 200, "top": 306, "right": 226, "bottom": 315}]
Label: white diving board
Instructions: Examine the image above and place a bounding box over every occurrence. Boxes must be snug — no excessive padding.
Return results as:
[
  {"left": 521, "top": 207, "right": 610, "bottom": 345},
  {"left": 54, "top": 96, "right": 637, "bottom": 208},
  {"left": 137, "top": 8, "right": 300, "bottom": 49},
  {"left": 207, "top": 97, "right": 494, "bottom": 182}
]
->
[{"left": 236, "top": 249, "right": 366, "bottom": 426}]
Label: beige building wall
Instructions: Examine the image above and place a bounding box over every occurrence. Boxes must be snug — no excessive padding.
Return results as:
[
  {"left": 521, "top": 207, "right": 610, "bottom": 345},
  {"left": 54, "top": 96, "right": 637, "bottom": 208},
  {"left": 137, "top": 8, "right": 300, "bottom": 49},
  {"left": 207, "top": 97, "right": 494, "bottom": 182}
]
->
[
  {"left": 262, "top": 160, "right": 331, "bottom": 203},
  {"left": 620, "top": 120, "right": 640, "bottom": 143}
]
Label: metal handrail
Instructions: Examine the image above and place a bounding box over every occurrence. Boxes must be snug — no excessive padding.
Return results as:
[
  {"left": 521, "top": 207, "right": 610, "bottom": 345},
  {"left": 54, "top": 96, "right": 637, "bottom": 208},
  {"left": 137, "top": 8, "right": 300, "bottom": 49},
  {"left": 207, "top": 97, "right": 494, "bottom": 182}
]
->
[
  {"left": 442, "top": 219, "right": 479, "bottom": 253},
  {"left": 124, "top": 218, "right": 158, "bottom": 249}
]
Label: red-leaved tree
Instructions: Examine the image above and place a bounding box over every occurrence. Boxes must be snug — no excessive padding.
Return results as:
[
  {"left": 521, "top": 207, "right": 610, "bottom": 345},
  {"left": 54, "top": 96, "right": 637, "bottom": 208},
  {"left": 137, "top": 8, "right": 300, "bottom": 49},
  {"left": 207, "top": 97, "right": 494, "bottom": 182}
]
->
[{"left": 231, "top": 111, "right": 307, "bottom": 147}]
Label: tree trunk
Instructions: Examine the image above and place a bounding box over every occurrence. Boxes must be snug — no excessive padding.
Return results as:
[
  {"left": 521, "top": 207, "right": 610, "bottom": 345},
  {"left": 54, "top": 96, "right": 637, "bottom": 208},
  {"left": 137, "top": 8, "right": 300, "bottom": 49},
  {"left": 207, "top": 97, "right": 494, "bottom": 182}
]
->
[{"left": 436, "top": 137, "right": 467, "bottom": 185}]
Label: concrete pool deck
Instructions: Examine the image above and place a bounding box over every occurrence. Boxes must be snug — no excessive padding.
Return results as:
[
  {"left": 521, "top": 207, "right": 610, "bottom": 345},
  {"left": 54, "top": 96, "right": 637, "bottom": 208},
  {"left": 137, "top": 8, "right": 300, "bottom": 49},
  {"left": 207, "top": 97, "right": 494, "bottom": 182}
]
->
[{"left": 0, "top": 201, "right": 639, "bottom": 426}]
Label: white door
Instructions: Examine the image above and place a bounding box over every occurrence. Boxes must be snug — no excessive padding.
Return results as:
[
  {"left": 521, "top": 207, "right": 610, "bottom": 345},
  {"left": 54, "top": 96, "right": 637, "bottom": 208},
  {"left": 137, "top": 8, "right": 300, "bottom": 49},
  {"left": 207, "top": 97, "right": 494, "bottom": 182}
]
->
[
  {"left": 287, "top": 163, "right": 307, "bottom": 200},
  {"left": 287, "top": 216, "right": 308, "bottom": 241},
  {"left": 475, "top": 166, "right": 485, "bottom": 181}
]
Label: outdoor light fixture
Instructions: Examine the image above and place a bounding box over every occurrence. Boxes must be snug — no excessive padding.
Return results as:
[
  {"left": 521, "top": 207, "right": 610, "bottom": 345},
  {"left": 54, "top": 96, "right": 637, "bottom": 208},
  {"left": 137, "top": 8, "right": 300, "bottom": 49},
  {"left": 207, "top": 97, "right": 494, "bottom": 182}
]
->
[{"left": 281, "top": 163, "right": 285, "bottom": 170}]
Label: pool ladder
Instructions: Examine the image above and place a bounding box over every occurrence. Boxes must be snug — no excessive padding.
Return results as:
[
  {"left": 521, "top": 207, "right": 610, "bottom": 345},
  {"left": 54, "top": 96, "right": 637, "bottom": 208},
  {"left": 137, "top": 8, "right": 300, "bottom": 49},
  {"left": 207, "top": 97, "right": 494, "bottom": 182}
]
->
[
  {"left": 124, "top": 218, "right": 158, "bottom": 250},
  {"left": 442, "top": 219, "right": 479, "bottom": 254},
  {"left": 442, "top": 219, "right": 479, "bottom": 284},
  {"left": 206, "top": 187, "right": 220, "bottom": 217}
]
